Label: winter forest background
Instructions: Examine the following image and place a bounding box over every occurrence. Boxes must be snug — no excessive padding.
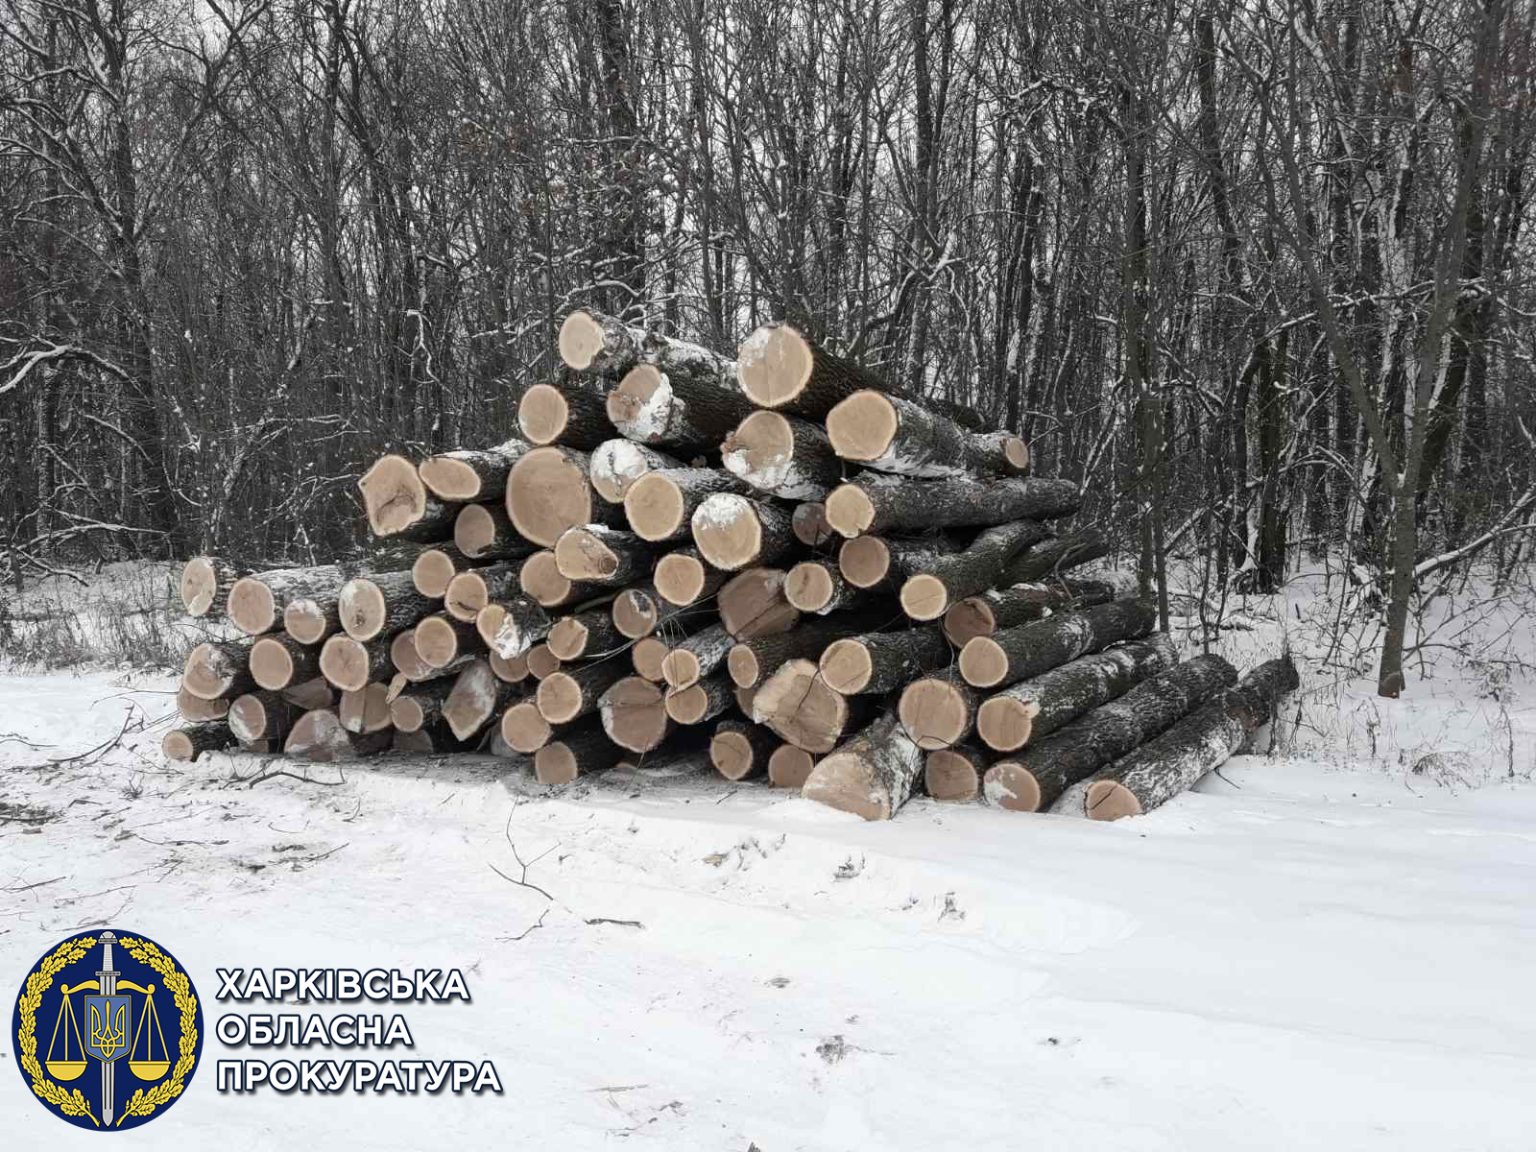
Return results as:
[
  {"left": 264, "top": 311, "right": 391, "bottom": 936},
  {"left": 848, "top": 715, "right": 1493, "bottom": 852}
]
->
[{"left": 0, "top": 0, "right": 1530, "bottom": 699}]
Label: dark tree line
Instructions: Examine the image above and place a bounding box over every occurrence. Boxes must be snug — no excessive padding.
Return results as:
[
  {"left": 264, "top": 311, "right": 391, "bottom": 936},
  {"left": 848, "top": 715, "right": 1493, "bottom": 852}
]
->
[{"left": 1, "top": 0, "right": 1532, "bottom": 695}]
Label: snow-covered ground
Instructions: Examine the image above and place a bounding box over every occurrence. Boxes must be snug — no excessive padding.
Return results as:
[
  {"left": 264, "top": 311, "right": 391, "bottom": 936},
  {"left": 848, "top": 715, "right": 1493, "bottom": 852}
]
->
[{"left": 4, "top": 669, "right": 1536, "bottom": 1150}]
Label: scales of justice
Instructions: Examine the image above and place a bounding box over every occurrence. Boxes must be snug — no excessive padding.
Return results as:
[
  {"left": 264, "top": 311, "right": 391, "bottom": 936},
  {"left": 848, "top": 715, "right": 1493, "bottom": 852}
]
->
[{"left": 43, "top": 931, "right": 172, "bottom": 1125}]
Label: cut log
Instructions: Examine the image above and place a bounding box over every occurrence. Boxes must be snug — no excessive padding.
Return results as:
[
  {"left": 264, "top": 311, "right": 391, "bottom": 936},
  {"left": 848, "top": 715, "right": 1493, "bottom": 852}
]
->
[
  {"left": 182, "top": 639, "right": 255, "bottom": 701},
  {"left": 389, "top": 628, "right": 433, "bottom": 682},
  {"left": 560, "top": 308, "right": 736, "bottom": 382},
  {"left": 1082, "top": 657, "right": 1300, "bottom": 820},
  {"left": 611, "top": 585, "right": 665, "bottom": 639},
  {"left": 505, "top": 445, "right": 621, "bottom": 548},
  {"left": 319, "top": 635, "right": 392, "bottom": 692},
  {"left": 653, "top": 548, "right": 728, "bottom": 607},
  {"left": 359, "top": 454, "right": 456, "bottom": 542},
  {"left": 519, "top": 549, "right": 603, "bottom": 609},
  {"left": 599, "top": 676, "right": 673, "bottom": 753},
  {"left": 590, "top": 439, "right": 684, "bottom": 504},
  {"left": 474, "top": 598, "right": 552, "bottom": 659},
  {"left": 490, "top": 650, "right": 530, "bottom": 684},
  {"left": 976, "top": 634, "right": 1179, "bottom": 753},
  {"left": 282, "top": 677, "right": 335, "bottom": 711},
  {"left": 734, "top": 685, "right": 758, "bottom": 717},
  {"left": 518, "top": 378, "right": 612, "bottom": 449},
  {"left": 389, "top": 679, "right": 455, "bottom": 733},
  {"left": 338, "top": 683, "right": 394, "bottom": 734},
  {"left": 445, "top": 564, "right": 522, "bottom": 622},
  {"left": 282, "top": 594, "right": 340, "bottom": 644},
  {"left": 249, "top": 634, "right": 320, "bottom": 691},
  {"left": 691, "top": 494, "right": 796, "bottom": 571},
  {"left": 414, "top": 612, "right": 484, "bottom": 668},
  {"left": 606, "top": 362, "right": 755, "bottom": 450},
  {"left": 555, "top": 525, "right": 661, "bottom": 585},
  {"left": 984, "top": 654, "right": 1239, "bottom": 813},
  {"left": 802, "top": 711, "right": 926, "bottom": 821},
  {"left": 625, "top": 468, "right": 747, "bottom": 542},
  {"left": 526, "top": 642, "right": 562, "bottom": 681},
  {"left": 751, "top": 657, "right": 868, "bottom": 754},
  {"left": 725, "top": 612, "right": 885, "bottom": 689},
  {"left": 228, "top": 691, "right": 300, "bottom": 743},
  {"left": 442, "top": 659, "right": 514, "bottom": 740},
  {"left": 717, "top": 568, "right": 800, "bottom": 639},
  {"left": 819, "top": 625, "right": 951, "bottom": 695},
  {"left": 838, "top": 534, "right": 959, "bottom": 590},
  {"left": 721, "top": 410, "right": 842, "bottom": 500},
  {"left": 792, "top": 501, "right": 836, "bottom": 548},
  {"left": 767, "top": 744, "right": 817, "bottom": 789},
  {"left": 284, "top": 709, "right": 391, "bottom": 760},
  {"left": 660, "top": 623, "right": 733, "bottom": 690},
  {"left": 393, "top": 724, "right": 472, "bottom": 755},
  {"left": 500, "top": 700, "right": 554, "bottom": 754},
  {"left": 663, "top": 671, "right": 735, "bottom": 725},
  {"left": 537, "top": 660, "right": 631, "bottom": 724},
  {"left": 547, "top": 610, "right": 626, "bottom": 661},
  {"left": 535, "top": 727, "right": 624, "bottom": 785},
  {"left": 177, "top": 687, "right": 229, "bottom": 723},
  {"left": 709, "top": 721, "right": 779, "bottom": 781},
  {"left": 999, "top": 529, "right": 1111, "bottom": 586},
  {"left": 339, "top": 571, "right": 435, "bottom": 642},
  {"left": 630, "top": 635, "right": 670, "bottom": 680},
  {"left": 826, "top": 390, "right": 1029, "bottom": 479},
  {"left": 958, "top": 600, "right": 1158, "bottom": 690},
  {"left": 419, "top": 438, "right": 532, "bottom": 502},
  {"left": 784, "top": 560, "right": 860, "bottom": 615},
  {"left": 924, "top": 745, "right": 989, "bottom": 803},
  {"left": 897, "top": 669, "right": 979, "bottom": 750},
  {"left": 942, "top": 581, "right": 1078, "bottom": 647},
  {"left": 413, "top": 545, "right": 473, "bottom": 599},
  {"left": 228, "top": 565, "right": 346, "bottom": 636},
  {"left": 163, "top": 723, "right": 238, "bottom": 762},
  {"left": 825, "top": 475, "right": 1080, "bottom": 538},
  {"left": 735, "top": 322, "right": 879, "bottom": 418},
  {"left": 453, "top": 502, "right": 533, "bottom": 562},
  {"left": 899, "top": 520, "right": 1051, "bottom": 622},
  {"left": 179, "top": 556, "right": 244, "bottom": 617}
]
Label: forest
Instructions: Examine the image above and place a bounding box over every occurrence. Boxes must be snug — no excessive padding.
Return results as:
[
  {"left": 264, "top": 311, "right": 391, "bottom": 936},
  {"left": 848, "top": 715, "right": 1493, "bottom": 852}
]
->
[{"left": 1, "top": 0, "right": 1531, "bottom": 698}]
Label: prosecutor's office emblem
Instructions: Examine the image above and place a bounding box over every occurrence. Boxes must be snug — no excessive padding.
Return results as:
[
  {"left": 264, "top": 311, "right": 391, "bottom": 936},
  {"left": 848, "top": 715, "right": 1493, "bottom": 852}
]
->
[{"left": 12, "top": 929, "right": 202, "bottom": 1130}]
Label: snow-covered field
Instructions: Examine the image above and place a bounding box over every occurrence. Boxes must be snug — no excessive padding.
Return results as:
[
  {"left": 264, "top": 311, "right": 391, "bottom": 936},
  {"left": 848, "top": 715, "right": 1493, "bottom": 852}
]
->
[{"left": 4, "top": 664, "right": 1536, "bottom": 1149}]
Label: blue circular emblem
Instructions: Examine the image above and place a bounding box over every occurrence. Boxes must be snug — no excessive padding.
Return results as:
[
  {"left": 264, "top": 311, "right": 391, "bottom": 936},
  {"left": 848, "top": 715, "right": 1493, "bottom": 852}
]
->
[{"left": 12, "top": 929, "right": 203, "bottom": 1130}]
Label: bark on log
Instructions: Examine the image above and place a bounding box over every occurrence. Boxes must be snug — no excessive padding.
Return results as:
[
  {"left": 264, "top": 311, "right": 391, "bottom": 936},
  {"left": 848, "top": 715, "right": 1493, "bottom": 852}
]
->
[
  {"left": 692, "top": 494, "right": 797, "bottom": 571},
  {"left": 998, "top": 529, "right": 1111, "bottom": 586},
  {"left": 338, "top": 682, "right": 394, "bottom": 734},
  {"left": 419, "top": 437, "right": 532, "bottom": 502},
  {"left": 725, "top": 612, "right": 886, "bottom": 689},
  {"left": 717, "top": 568, "right": 801, "bottom": 639},
  {"left": 228, "top": 565, "right": 346, "bottom": 636},
  {"left": 393, "top": 723, "right": 474, "bottom": 755},
  {"left": 838, "top": 534, "right": 960, "bottom": 589},
  {"left": 958, "top": 600, "right": 1159, "bottom": 690},
  {"left": 660, "top": 623, "right": 733, "bottom": 690},
  {"left": 664, "top": 671, "right": 735, "bottom": 725},
  {"left": 183, "top": 639, "right": 256, "bottom": 700},
  {"left": 792, "top": 501, "right": 837, "bottom": 548},
  {"left": 388, "top": 679, "right": 456, "bottom": 733},
  {"left": 319, "top": 634, "right": 393, "bottom": 692},
  {"left": 899, "top": 520, "right": 1051, "bottom": 621},
  {"left": 559, "top": 308, "right": 736, "bottom": 382},
  {"left": 826, "top": 390, "right": 1029, "bottom": 479},
  {"left": 548, "top": 609, "right": 627, "bottom": 660},
  {"left": 177, "top": 687, "right": 230, "bottom": 723},
  {"left": 163, "top": 723, "right": 238, "bottom": 762},
  {"left": 599, "top": 676, "right": 673, "bottom": 753},
  {"left": 284, "top": 709, "right": 391, "bottom": 760},
  {"left": 802, "top": 711, "right": 926, "bottom": 821},
  {"left": 453, "top": 502, "right": 536, "bottom": 562},
  {"left": 984, "top": 654, "right": 1239, "bottom": 813},
  {"left": 339, "top": 571, "right": 436, "bottom": 641},
  {"left": 735, "top": 323, "right": 901, "bottom": 419},
  {"left": 228, "top": 690, "right": 301, "bottom": 743},
  {"left": 751, "top": 658, "right": 869, "bottom": 753},
  {"left": 445, "top": 563, "right": 523, "bottom": 622},
  {"left": 721, "top": 410, "right": 842, "bottom": 500},
  {"left": 442, "top": 659, "right": 515, "bottom": 740},
  {"left": 625, "top": 468, "right": 747, "bottom": 542},
  {"left": 1082, "top": 657, "right": 1300, "bottom": 820},
  {"left": 826, "top": 475, "right": 1081, "bottom": 538},
  {"left": 555, "top": 525, "right": 663, "bottom": 585},
  {"left": 709, "top": 720, "right": 779, "bottom": 781},
  {"left": 413, "top": 612, "right": 485, "bottom": 668},
  {"left": 590, "top": 439, "right": 683, "bottom": 504},
  {"left": 505, "top": 445, "right": 623, "bottom": 548},
  {"left": 784, "top": 561, "right": 861, "bottom": 615},
  {"left": 249, "top": 633, "right": 320, "bottom": 691},
  {"left": 942, "top": 578, "right": 1124, "bottom": 647},
  {"left": 819, "top": 625, "right": 951, "bottom": 695},
  {"left": 924, "top": 744, "right": 990, "bottom": 803},
  {"left": 768, "top": 743, "right": 817, "bottom": 789},
  {"left": 359, "top": 454, "right": 456, "bottom": 542},
  {"left": 475, "top": 597, "right": 553, "bottom": 660},
  {"left": 518, "top": 377, "right": 613, "bottom": 449},
  {"left": 897, "top": 668, "right": 980, "bottom": 750},
  {"left": 976, "top": 634, "right": 1179, "bottom": 753},
  {"left": 653, "top": 548, "right": 728, "bottom": 607},
  {"left": 537, "top": 660, "right": 631, "bottom": 724},
  {"left": 179, "top": 556, "right": 245, "bottom": 617},
  {"left": 535, "top": 726, "right": 624, "bottom": 785},
  {"left": 519, "top": 549, "right": 605, "bottom": 609},
  {"left": 606, "top": 361, "right": 755, "bottom": 450}
]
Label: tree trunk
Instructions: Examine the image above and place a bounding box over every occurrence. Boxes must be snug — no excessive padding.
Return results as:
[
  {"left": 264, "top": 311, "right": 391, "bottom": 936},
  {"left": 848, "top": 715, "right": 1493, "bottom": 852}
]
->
[
  {"left": 413, "top": 612, "right": 485, "bottom": 668},
  {"left": 535, "top": 726, "right": 624, "bottom": 785},
  {"left": 768, "top": 744, "right": 818, "bottom": 789},
  {"left": 228, "top": 565, "right": 346, "bottom": 636},
  {"left": 899, "top": 520, "right": 1051, "bottom": 621},
  {"left": 721, "top": 410, "right": 843, "bottom": 499},
  {"left": 444, "top": 564, "right": 523, "bottom": 622},
  {"left": 419, "top": 437, "right": 532, "bottom": 502},
  {"left": 897, "top": 668, "right": 980, "bottom": 750},
  {"left": 838, "top": 534, "right": 960, "bottom": 589},
  {"left": 519, "top": 549, "right": 606, "bottom": 609},
  {"left": 725, "top": 611, "right": 884, "bottom": 689},
  {"left": 958, "top": 600, "right": 1158, "bottom": 689},
  {"left": 606, "top": 361, "right": 756, "bottom": 450},
  {"left": 691, "top": 494, "right": 797, "bottom": 571},
  {"left": 518, "top": 378, "right": 613, "bottom": 450},
  {"left": 548, "top": 609, "right": 627, "bottom": 660},
  {"left": 997, "top": 529, "right": 1110, "bottom": 585},
  {"left": 179, "top": 556, "right": 246, "bottom": 617},
  {"left": 819, "top": 625, "right": 951, "bottom": 695},
  {"left": 338, "top": 683, "right": 393, "bottom": 734},
  {"left": 228, "top": 690, "right": 301, "bottom": 744},
  {"left": 554, "top": 525, "right": 664, "bottom": 585},
  {"left": 559, "top": 308, "right": 735, "bottom": 382},
  {"left": 826, "top": 390, "right": 1029, "bottom": 479},
  {"left": 163, "top": 723, "right": 238, "bottom": 762},
  {"left": 284, "top": 709, "right": 391, "bottom": 761},
  {"left": 660, "top": 623, "right": 734, "bottom": 690},
  {"left": 710, "top": 720, "right": 779, "bottom": 781},
  {"left": 826, "top": 475, "right": 1080, "bottom": 537},
  {"left": 802, "top": 711, "right": 926, "bottom": 820}
]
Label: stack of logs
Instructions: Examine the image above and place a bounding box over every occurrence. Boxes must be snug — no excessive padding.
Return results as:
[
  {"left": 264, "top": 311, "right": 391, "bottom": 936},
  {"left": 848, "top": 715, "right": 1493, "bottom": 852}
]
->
[{"left": 165, "top": 310, "right": 1297, "bottom": 822}]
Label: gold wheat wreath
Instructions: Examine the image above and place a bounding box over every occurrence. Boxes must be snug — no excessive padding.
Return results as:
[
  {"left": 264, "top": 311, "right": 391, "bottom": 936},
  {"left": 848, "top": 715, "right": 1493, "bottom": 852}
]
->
[{"left": 17, "top": 934, "right": 200, "bottom": 1128}]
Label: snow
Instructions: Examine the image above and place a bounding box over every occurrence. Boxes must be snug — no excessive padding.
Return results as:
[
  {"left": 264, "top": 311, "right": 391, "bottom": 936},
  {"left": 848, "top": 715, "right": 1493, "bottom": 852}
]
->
[{"left": 4, "top": 668, "right": 1536, "bottom": 1149}]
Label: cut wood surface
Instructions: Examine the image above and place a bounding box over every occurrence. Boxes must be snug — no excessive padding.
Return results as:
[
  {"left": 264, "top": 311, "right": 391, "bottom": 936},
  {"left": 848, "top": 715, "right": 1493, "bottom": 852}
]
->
[
  {"left": 443, "top": 659, "right": 513, "bottom": 740},
  {"left": 721, "top": 410, "right": 842, "bottom": 500},
  {"left": 590, "top": 439, "right": 683, "bottom": 504},
  {"left": 663, "top": 671, "right": 734, "bottom": 725},
  {"left": 475, "top": 597, "right": 553, "bottom": 660},
  {"left": 899, "top": 520, "right": 1051, "bottom": 621},
  {"left": 630, "top": 635, "right": 670, "bottom": 681},
  {"left": 751, "top": 657, "right": 868, "bottom": 753},
  {"left": 653, "top": 548, "right": 728, "bottom": 607},
  {"left": 338, "top": 682, "right": 393, "bottom": 734},
  {"left": 548, "top": 609, "right": 626, "bottom": 660},
  {"left": 599, "top": 676, "right": 673, "bottom": 753},
  {"left": 535, "top": 726, "right": 624, "bottom": 785},
  {"left": 709, "top": 721, "right": 778, "bottom": 781},
  {"left": 338, "top": 570, "right": 435, "bottom": 641},
  {"left": 228, "top": 565, "right": 345, "bottom": 635},
  {"left": 518, "top": 377, "right": 612, "bottom": 449},
  {"left": 444, "top": 563, "right": 521, "bottom": 622},
  {"left": 784, "top": 560, "right": 859, "bottom": 615},
  {"left": 526, "top": 642, "right": 562, "bottom": 680},
  {"left": 791, "top": 501, "right": 836, "bottom": 547},
  {"left": 412, "top": 545, "right": 476, "bottom": 599},
  {"left": 767, "top": 743, "right": 817, "bottom": 789},
  {"left": 249, "top": 633, "right": 319, "bottom": 691},
  {"left": 419, "top": 438, "right": 531, "bottom": 502},
  {"left": 897, "top": 668, "right": 979, "bottom": 750},
  {"left": 717, "top": 568, "right": 800, "bottom": 639},
  {"left": 942, "top": 581, "right": 1081, "bottom": 647},
  {"left": 605, "top": 361, "right": 754, "bottom": 449},
  {"left": 977, "top": 634, "right": 1178, "bottom": 753},
  {"left": 389, "top": 679, "right": 455, "bottom": 733},
  {"left": 228, "top": 690, "right": 300, "bottom": 743},
  {"left": 626, "top": 468, "right": 746, "bottom": 542},
  {"left": 414, "top": 612, "right": 484, "bottom": 668},
  {"left": 924, "top": 745, "right": 990, "bottom": 803},
  {"left": 560, "top": 308, "right": 735, "bottom": 383},
  {"left": 500, "top": 700, "right": 554, "bottom": 754},
  {"left": 726, "top": 612, "right": 887, "bottom": 689},
  {"left": 163, "top": 723, "right": 238, "bottom": 762},
  {"left": 660, "top": 623, "right": 733, "bottom": 690},
  {"left": 802, "top": 711, "right": 926, "bottom": 821},
  {"left": 519, "top": 549, "right": 602, "bottom": 608},
  {"left": 826, "top": 389, "right": 1029, "bottom": 479},
  {"left": 838, "top": 534, "right": 959, "bottom": 589},
  {"left": 490, "top": 651, "right": 530, "bottom": 684},
  {"left": 179, "top": 556, "right": 244, "bottom": 617},
  {"left": 819, "top": 625, "right": 951, "bottom": 695},
  {"left": 359, "top": 454, "right": 455, "bottom": 541},
  {"left": 282, "top": 594, "right": 340, "bottom": 644},
  {"left": 319, "top": 634, "right": 392, "bottom": 692},
  {"left": 284, "top": 709, "right": 391, "bottom": 761},
  {"left": 555, "top": 524, "right": 661, "bottom": 585},
  {"left": 825, "top": 474, "right": 1080, "bottom": 538},
  {"left": 177, "top": 687, "right": 230, "bottom": 723},
  {"left": 505, "top": 445, "right": 620, "bottom": 547},
  {"left": 1082, "top": 657, "right": 1299, "bottom": 820},
  {"left": 537, "top": 660, "right": 630, "bottom": 724},
  {"left": 454, "top": 502, "right": 533, "bottom": 562},
  {"left": 958, "top": 600, "right": 1158, "bottom": 690},
  {"left": 984, "top": 654, "right": 1239, "bottom": 813},
  {"left": 691, "top": 494, "right": 795, "bottom": 571},
  {"left": 182, "top": 639, "right": 255, "bottom": 700}
]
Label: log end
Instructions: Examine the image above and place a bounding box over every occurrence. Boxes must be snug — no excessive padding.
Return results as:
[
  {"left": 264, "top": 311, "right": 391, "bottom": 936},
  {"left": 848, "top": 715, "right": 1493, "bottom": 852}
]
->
[
  {"left": 613, "top": 588, "right": 661, "bottom": 639},
  {"left": 283, "top": 599, "right": 330, "bottom": 644},
  {"left": 1085, "top": 780, "right": 1142, "bottom": 821},
  {"left": 721, "top": 409, "right": 795, "bottom": 491},
  {"left": 419, "top": 456, "right": 483, "bottom": 502},
  {"left": 500, "top": 700, "right": 553, "bottom": 753},
  {"left": 899, "top": 574, "right": 949, "bottom": 621},
  {"left": 660, "top": 648, "right": 701, "bottom": 691},
  {"left": 182, "top": 642, "right": 241, "bottom": 701},
  {"left": 824, "top": 484, "right": 876, "bottom": 538},
  {"left": 390, "top": 629, "right": 433, "bottom": 682},
  {"left": 976, "top": 695, "right": 1038, "bottom": 753},
  {"left": 751, "top": 658, "right": 848, "bottom": 754},
  {"left": 319, "top": 635, "right": 372, "bottom": 692},
  {"left": 606, "top": 364, "right": 669, "bottom": 441},
  {"left": 519, "top": 550, "right": 572, "bottom": 607},
  {"left": 507, "top": 447, "right": 594, "bottom": 548},
  {"left": 490, "top": 651, "right": 529, "bottom": 684},
  {"left": 825, "top": 389, "right": 898, "bottom": 462},
  {"left": 691, "top": 494, "right": 762, "bottom": 571},
  {"left": 925, "top": 748, "right": 982, "bottom": 803},
  {"left": 518, "top": 382, "right": 572, "bottom": 445},
  {"left": 227, "top": 694, "right": 269, "bottom": 743},
  {"left": 898, "top": 677, "right": 971, "bottom": 750},
  {"left": 228, "top": 577, "right": 278, "bottom": 636},
  {"left": 546, "top": 616, "right": 590, "bottom": 661},
  {"left": 412, "top": 549, "right": 458, "bottom": 599},
  {"left": 453, "top": 503, "right": 500, "bottom": 559},
  {"left": 802, "top": 751, "right": 889, "bottom": 821},
  {"left": 982, "top": 761, "right": 1042, "bottom": 812},
  {"left": 942, "top": 597, "right": 996, "bottom": 647},
  {"left": 838, "top": 536, "right": 889, "bottom": 588},
  {"left": 249, "top": 636, "right": 296, "bottom": 691},
  {"left": 710, "top": 728, "right": 759, "bottom": 781},
  {"left": 785, "top": 561, "right": 836, "bottom": 612},
  {"left": 180, "top": 556, "right": 221, "bottom": 616},
  {"left": 390, "top": 695, "right": 426, "bottom": 733},
  {"left": 338, "top": 578, "right": 387, "bottom": 641},
  {"left": 958, "top": 636, "right": 1009, "bottom": 689},
  {"left": 1003, "top": 436, "right": 1030, "bottom": 474},
  {"left": 664, "top": 683, "right": 710, "bottom": 725},
  {"left": 737, "top": 323, "right": 812, "bottom": 409},
  {"left": 558, "top": 309, "right": 606, "bottom": 370},
  {"left": 534, "top": 743, "right": 580, "bottom": 786},
  {"left": 624, "top": 472, "right": 687, "bottom": 541},
  {"left": 526, "top": 643, "right": 561, "bottom": 680},
  {"left": 162, "top": 729, "right": 199, "bottom": 762},
  {"left": 600, "top": 677, "right": 671, "bottom": 753},
  {"left": 592, "top": 438, "right": 663, "bottom": 503},
  {"left": 413, "top": 615, "right": 461, "bottom": 668},
  {"left": 818, "top": 638, "right": 871, "bottom": 695},
  {"left": 555, "top": 526, "right": 620, "bottom": 580},
  {"left": 631, "top": 635, "right": 669, "bottom": 681},
  {"left": 339, "top": 682, "right": 391, "bottom": 734},
  {"left": 791, "top": 502, "right": 835, "bottom": 547},
  {"left": 445, "top": 570, "right": 492, "bottom": 622},
  {"left": 767, "top": 743, "right": 816, "bottom": 789},
  {"left": 359, "top": 454, "right": 427, "bottom": 537},
  {"left": 536, "top": 672, "right": 584, "bottom": 724},
  {"left": 654, "top": 552, "right": 707, "bottom": 607},
  {"left": 726, "top": 644, "right": 760, "bottom": 689}
]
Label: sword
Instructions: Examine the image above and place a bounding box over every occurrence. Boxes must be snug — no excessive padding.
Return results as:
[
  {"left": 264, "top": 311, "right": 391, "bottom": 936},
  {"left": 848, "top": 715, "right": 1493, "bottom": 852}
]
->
[{"left": 97, "top": 930, "right": 118, "bottom": 1127}]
